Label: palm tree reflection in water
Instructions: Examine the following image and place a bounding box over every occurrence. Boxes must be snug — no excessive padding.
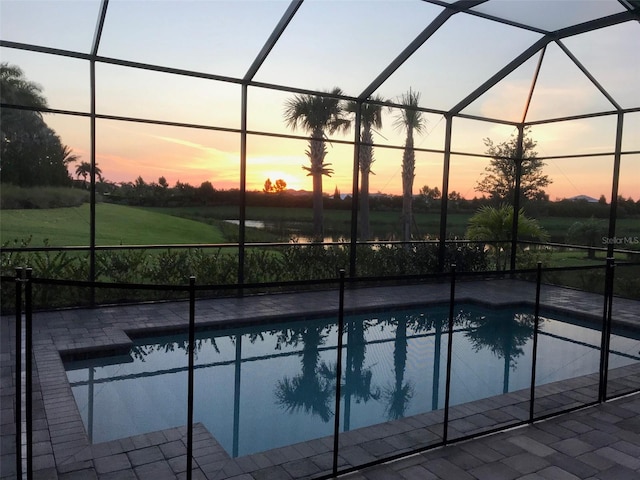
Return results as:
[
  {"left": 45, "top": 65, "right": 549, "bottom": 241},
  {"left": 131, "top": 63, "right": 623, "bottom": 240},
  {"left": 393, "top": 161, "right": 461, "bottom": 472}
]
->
[
  {"left": 379, "top": 308, "right": 535, "bottom": 418},
  {"left": 73, "top": 306, "right": 544, "bottom": 454},
  {"left": 380, "top": 311, "right": 459, "bottom": 420},
  {"left": 464, "top": 312, "right": 538, "bottom": 394},
  {"left": 342, "top": 319, "right": 381, "bottom": 431},
  {"left": 274, "top": 319, "right": 384, "bottom": 429},
  {"left": 129, "top": 308, "right": 535, "bottom": 427},
  {"left": 274, "top": 325, "right": 336, "bottom": 422},
  {"left": 383, "top": 315, "right": 415, "bottom": 420}
]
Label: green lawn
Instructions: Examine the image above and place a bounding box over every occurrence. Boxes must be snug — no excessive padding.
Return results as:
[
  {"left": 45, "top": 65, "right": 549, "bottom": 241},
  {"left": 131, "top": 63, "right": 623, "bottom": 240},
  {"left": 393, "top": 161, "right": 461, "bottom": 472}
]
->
[
  {"left": 1, "top": 203, "right": 225, "bottom": 246},
  {"left": 3, "top": 202, "right": 638, "bottom": 254},
  {"left": 542, "top": 250, "right": 608, "bottom": 267}
]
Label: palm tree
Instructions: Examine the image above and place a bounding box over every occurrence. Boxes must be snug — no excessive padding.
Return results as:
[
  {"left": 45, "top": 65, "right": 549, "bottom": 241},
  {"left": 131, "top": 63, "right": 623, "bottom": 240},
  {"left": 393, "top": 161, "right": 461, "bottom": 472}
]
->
[
  {"left": 393, "top": 88, "right": 426, "bottom": 244},
  {"left": 466, "top": 204, "right": 549, "bottom": 270},
  {"left": 74, "top": 160, "right": 102, "bottom": 188},
  {"left": 60, "top": 144, "right": 79, "bottom": 168},
  {"left": 75, "top": 161, "right": 90, "bottom": 186},
  {"left": 347, "top": 96, "right": 387, "bottom": 240},
  {"left": 284, "top": 88, "right": 350, "bottom": 240}
]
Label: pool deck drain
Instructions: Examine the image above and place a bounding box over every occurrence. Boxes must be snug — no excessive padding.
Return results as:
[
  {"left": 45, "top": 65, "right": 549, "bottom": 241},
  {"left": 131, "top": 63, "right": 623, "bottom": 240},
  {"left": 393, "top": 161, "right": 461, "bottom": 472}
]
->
[{"left": 1, "top": 279, "right": 640, "bottom": 479}]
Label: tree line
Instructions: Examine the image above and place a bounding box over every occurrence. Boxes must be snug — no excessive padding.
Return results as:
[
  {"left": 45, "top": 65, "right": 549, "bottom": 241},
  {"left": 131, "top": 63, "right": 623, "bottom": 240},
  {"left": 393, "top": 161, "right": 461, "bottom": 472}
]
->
[
  {"left": 4, "top": 62, "right": 637, "bottom": 223},
  {"left": 282, "top": 87, "right": 559, "bottom": 242}
]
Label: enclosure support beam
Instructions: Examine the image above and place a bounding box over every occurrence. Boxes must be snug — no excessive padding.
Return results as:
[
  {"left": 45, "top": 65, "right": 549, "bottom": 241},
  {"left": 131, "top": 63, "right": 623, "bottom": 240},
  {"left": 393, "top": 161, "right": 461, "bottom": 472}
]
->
[
  {"left": 239, "top": 85, "right": 248, "bottom": 286},
  {"left": 91, "top": 0, "right": 109, "bottom": 56},
  {"left": 510, "top": 125, "right": 525, "bottom": 271},
  {"left": 451, "top": 10, "right": 636, "bottom": 117},
  {"left": 243, "top": 0, "right": 303, "bottom": 82},
  {"left": 358, "top": 4, "right": 466, "bottom": 100},
  {"left": 14, "top": 268, "right": 23, "bottom": 479},
  {"left": 88, "top": 0, "right": 109, "bottom": 293},
  {"left": 332, "top": 270, "right": 346, "bottom": 476},
  {"left": 187, "top": 277, "right": 196, "bottom": 480},
  {"left": 450, "top": 37, "right": 549, "bottom": 116},
  {"left": 25, "top": 268, "right": 33, "bottom": 479},
  {"left": 349, "top": 103, "right": 363, "bottom": 278},
  {"left": 529, "top": 262, "right": 542, "bottom": 421},
  {"left": 438, "top": 115, "right": 453, "bottom": 272},
  {"left": 89, "top": 61, "right": 97, "bottom": 294},
  {"left": 556, "top": 41, "right": 620, "bottom": 111},
  {"left": 522, "top": 47, "right": 546, "bottom": 124},
  {"left": 599, "top": 258, "right": 615, "bottom": 402},
  {"left": 443, "top": 264, "right": 457, "bottom": 442},
  {"left": 232, "top": 334, "right": 242, "bottom": 457},
  {"left": 606, "top": 113, "right": 624, "bottom": 258}
]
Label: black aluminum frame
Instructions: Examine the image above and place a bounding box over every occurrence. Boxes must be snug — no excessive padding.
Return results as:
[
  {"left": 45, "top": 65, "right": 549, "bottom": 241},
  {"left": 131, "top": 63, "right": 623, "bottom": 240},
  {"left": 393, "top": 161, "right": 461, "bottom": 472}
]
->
[
  {"left": 3, "top": 4, "right": 640, "bottom": 474},
  {"left": 1, "top": 0, "right": 638, "bottom": 283}
]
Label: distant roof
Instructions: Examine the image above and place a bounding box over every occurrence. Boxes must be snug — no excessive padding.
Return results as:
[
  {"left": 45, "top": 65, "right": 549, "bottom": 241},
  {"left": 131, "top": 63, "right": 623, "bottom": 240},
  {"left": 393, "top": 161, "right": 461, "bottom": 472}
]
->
[{"left": 567, "top": 195, "right": 599, "bottom": 203}]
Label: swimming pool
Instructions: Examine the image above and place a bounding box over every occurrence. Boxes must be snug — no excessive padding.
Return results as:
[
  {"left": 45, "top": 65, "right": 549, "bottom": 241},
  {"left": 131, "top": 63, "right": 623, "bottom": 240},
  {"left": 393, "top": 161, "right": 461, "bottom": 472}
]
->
[{"left": 64, "top": 303, "right": 640, "bottom": 457}]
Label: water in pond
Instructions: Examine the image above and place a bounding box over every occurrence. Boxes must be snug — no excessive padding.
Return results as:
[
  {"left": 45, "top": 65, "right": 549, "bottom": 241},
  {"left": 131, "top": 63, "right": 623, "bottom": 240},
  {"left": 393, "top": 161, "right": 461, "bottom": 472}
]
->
[{"left": 64, "top": 303, "right": 640, "bottom": 457}]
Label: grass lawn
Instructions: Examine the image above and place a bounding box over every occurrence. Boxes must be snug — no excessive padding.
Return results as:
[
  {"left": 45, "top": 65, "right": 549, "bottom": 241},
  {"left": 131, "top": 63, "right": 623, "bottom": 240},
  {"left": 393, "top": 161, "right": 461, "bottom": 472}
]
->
[
  {"left": 1, "top": 203, "right": 226, "bottom": 246},
  {"left": 543, "top": 250, "right": 609, "bottom": 267},
  {"left": 3, "top": 202, "right": 638, "bottom": 255}
]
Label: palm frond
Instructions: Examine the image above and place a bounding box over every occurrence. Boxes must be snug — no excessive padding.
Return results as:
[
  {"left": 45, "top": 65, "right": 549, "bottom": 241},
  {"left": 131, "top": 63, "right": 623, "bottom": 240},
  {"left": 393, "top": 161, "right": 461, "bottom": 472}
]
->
[{"left": 393, "top": 87, "right": 426, "bottom": 134}]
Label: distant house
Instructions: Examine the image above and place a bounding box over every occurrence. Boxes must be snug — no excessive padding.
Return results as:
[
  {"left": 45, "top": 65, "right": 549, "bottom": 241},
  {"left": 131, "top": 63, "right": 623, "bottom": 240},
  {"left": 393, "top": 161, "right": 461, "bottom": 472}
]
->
[{"left": 567, "top": 195, "right": 599, "bottom": 203}]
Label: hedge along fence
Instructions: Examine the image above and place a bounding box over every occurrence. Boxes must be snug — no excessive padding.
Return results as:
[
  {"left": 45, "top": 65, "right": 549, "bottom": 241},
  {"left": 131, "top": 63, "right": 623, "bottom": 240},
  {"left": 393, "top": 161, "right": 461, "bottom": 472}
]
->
[
  {"left": 9, "top": 239, "right": 637, "bottom": 314},
  {"left": 1, "top": 241, "right": 495, "bottom": 312}
]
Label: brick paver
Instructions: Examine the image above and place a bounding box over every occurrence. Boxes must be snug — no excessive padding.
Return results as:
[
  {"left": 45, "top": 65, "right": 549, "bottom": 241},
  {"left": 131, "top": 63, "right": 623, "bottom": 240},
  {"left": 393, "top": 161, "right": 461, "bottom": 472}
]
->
[{"left": 2, "top": 280, "right": 639, "bottom": 479}]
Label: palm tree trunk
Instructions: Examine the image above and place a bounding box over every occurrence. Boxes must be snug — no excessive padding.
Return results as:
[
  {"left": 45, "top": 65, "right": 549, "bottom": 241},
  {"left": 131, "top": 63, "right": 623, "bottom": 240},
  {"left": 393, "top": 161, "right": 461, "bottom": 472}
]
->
[
  {"left": 309, "top": 134, "right": 326, "bottom": 240},
  {"left": 360, "top": 174, "right": 370, "bottom": 240},
  {"left": 360, "top": 127, "right": 373, "bottom": 240},
  {"left": 402, "top": 129, "right": 415, "bottom": 245},
  {"left": 312, "top": 172, "right": 323, "bottom": 240}
]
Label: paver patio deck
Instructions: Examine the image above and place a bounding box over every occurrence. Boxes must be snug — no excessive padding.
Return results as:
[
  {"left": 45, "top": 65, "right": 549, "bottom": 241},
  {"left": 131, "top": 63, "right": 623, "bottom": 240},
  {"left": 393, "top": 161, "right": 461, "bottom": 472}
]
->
[{"left": 1, "top": 279, "right": 639, "bottom": 479}]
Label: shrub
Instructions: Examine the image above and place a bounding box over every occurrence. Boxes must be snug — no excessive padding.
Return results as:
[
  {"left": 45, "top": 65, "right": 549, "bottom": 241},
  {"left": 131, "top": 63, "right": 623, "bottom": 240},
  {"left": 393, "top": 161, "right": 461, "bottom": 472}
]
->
[
  {"left": 188, "top": 248, "right": 237, "bottom": 285},
  {"left": 278, "top": 242, "right": 350, "bottom": 281},
  {"left": 0, "top": 185, "right": 91, "bottom": 209}
]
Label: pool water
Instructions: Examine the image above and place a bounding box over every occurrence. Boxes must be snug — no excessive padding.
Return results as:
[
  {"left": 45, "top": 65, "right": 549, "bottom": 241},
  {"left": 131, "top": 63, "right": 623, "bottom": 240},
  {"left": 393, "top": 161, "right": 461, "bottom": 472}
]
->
[{"left": 64, "top": 303, "right": 640, "bottom": 457}]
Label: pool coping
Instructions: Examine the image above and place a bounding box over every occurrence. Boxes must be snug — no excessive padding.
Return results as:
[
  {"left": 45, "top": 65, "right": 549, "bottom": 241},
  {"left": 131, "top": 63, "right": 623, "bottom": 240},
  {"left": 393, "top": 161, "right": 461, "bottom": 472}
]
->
[{"left": 57, "top": 280, "right": 640, "bottom": 362}]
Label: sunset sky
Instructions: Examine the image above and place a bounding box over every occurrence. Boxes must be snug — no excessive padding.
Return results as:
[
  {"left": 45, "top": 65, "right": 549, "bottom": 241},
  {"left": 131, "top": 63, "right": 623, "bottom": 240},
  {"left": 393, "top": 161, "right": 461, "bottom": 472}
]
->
[{"left": 1, "top": 0, "right": 638, "bottom": 201}]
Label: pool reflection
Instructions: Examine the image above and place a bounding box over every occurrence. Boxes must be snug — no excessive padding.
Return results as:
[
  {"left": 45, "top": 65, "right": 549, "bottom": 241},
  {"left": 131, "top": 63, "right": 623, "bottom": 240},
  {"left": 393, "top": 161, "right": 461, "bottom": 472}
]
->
[{"left": 67, "top": 303, "right": 632, "bottom": 458}]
